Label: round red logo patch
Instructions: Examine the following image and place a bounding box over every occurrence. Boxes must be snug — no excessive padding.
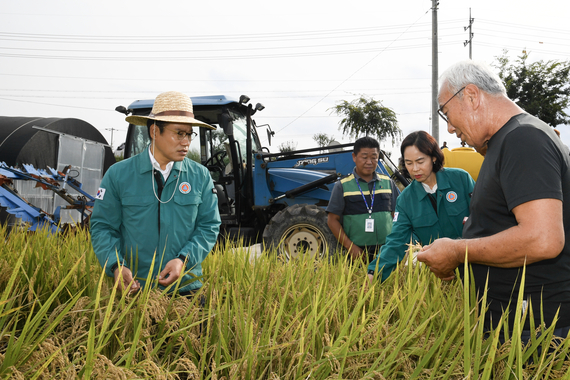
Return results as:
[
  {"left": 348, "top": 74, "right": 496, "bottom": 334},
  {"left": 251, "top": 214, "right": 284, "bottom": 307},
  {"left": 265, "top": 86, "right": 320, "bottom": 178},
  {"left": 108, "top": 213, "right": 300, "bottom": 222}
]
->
[{"left": 179, "top": 182, "right": 191, "bottom": 194}]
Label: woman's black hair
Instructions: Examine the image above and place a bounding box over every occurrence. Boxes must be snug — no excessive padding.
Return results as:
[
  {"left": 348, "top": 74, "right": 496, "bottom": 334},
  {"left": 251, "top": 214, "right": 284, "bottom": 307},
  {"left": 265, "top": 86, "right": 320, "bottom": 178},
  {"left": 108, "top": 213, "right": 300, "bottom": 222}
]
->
[{"left": 398, "top": 131, "right": 444, "bottom": 178}]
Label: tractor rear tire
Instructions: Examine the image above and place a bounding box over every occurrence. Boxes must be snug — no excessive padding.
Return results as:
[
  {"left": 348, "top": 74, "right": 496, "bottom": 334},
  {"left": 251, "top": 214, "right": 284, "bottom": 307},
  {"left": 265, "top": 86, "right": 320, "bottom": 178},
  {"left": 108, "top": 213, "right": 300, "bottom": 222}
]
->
[{"left": 262, "top": 204, "right": 339, "bottom": 260}]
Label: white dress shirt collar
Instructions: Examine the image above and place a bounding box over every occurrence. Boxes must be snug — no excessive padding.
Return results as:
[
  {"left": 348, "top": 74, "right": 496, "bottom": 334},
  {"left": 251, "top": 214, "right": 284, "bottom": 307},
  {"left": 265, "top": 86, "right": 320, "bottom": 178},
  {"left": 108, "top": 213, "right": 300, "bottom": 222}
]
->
[{"left": 148, "top": 146, "right": 173, "bottom": 181}]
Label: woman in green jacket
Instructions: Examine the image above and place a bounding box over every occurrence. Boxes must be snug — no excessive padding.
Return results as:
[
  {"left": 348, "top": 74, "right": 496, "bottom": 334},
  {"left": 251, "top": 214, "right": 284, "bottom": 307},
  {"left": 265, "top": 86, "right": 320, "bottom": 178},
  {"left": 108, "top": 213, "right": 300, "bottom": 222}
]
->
[{"left": 368, "top": 131, "right": 475, "bottom": 282}]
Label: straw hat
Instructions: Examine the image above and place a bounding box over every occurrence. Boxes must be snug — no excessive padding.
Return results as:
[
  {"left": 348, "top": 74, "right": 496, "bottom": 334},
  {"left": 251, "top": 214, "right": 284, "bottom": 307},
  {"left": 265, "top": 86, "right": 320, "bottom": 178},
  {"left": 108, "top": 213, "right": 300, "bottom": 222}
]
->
[{"left": 125, "top": 91, "right": 215, "bottom": 130}]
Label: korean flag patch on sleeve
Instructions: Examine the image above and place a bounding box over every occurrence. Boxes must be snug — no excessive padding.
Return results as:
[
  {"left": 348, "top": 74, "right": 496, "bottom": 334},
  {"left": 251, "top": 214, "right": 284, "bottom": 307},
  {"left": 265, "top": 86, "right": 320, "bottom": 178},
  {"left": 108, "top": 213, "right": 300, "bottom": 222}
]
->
[
  {"left": 96, "top": 188, "right": 106, "bottom": 200},
  {"left": 393, "top": 212, "right": 399, "bottom": 222}
]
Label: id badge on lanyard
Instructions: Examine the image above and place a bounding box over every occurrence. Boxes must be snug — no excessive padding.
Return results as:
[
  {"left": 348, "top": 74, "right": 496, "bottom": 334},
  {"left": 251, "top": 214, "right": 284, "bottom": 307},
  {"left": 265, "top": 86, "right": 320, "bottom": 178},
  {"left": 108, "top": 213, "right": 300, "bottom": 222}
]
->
[{"left": 365, "top": 216, "right": 375, "bottom": 232}]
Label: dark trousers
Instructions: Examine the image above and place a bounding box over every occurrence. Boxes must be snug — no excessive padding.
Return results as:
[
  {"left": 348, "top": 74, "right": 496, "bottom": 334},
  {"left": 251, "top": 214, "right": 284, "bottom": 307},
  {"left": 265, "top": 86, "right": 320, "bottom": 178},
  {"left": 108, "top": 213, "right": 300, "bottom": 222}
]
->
[
  {"left": 519, "top": 325, "right": 570, "bottom": 347},
  {"left": 359, "top": 245, "right": 382, "bottom": 263},
  {"left": 490, "top": 325, "right": 570, "bottom": 362}
]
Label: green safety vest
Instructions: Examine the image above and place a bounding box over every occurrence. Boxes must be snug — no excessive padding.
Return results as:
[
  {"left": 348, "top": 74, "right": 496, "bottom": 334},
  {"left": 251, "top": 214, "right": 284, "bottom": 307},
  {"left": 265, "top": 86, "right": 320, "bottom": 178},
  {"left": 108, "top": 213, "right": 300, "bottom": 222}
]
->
[{"left": 341, "top": 173, "right": 393, "bottom": 247}]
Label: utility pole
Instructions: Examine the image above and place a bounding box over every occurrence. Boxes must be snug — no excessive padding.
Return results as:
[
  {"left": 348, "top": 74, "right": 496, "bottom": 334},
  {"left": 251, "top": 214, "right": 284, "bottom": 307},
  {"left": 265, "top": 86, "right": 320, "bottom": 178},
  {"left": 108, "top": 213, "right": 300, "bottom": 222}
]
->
[
  {"left": 431, "top": 0, "right": 439, "bottom": 143},
  {"left": 464, "top": 8, "right": 474, "bottom": 59},
  {"left": 105, "top": 127, "right": 118, "bottom": 150}
]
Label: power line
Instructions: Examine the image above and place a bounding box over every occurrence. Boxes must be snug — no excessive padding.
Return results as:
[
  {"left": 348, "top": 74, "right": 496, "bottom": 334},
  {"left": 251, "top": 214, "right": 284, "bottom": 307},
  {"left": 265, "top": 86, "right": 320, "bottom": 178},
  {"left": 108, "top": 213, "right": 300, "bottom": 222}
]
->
[
  {"left": 475, "top": 28, "right": 570, "bottom": 43},
  {"left": 476, "top": 32, "right": 570, "bottom": 47},
  {"left": 0, "top": 87, "right": 432, "bottom": 112},
  {"left": 0, "top": 20, "right": 465, "bottom": 43},
  {"left": 2, "top": 21, "right": 565, "bottom": 62},
  {"left": 0, "top": 88, "right": 432, "bottom": 99},
  {"left": 276, "top": 8, "right": 433, "bottom": 133},
  {"left": 477, "top": 18, "right": 570, "bottom": 35},
  {"left": 0, "top": 85, "right": 430, "bottom": 93},
  {"left": 1, "top": 18, "right": 565, "bottom": 45},
  {"left": 475, "top": 42, "right": 570, "bottom": 57},
  {"left": 0, "top": 72, "right": 430, "bottom": 82},
  {"left": 0, "top": 96, "right": 114, "bottom": 112},
  {"left": 0, "top": 40, "right": 461, "bottom": 61},
  {"left": 0, "top": 33, "right": 465, "bottom": 55}
]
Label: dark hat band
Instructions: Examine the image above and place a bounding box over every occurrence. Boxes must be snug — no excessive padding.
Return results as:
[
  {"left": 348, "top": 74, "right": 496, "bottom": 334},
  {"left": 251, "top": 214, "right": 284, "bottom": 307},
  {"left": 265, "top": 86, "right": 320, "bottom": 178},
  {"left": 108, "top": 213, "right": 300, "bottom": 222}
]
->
[{"left": 149, "top": 110, "right": 195, "bottom": 118}]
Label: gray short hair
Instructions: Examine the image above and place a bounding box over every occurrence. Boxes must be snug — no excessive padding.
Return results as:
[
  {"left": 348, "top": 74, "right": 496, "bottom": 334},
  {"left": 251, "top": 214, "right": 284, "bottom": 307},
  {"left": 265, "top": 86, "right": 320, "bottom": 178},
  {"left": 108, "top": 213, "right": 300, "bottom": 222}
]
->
[{"left": 439, "top": 60, "right": 506, "bottom": 97}]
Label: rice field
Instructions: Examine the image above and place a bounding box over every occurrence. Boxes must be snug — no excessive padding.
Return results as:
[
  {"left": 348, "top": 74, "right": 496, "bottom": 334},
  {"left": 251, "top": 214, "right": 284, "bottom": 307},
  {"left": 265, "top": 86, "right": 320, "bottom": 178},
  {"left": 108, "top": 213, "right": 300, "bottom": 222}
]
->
[{"left": 1, "top": 225, "right": 570, "bottom": 379}]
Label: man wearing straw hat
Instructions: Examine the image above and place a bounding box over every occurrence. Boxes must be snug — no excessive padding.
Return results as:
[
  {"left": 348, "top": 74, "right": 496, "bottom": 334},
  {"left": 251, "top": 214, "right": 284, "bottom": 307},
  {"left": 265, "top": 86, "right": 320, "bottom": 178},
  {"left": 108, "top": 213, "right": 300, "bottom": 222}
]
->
[{"left": 91, "top": 91, "right": 221, "bottom": 297}]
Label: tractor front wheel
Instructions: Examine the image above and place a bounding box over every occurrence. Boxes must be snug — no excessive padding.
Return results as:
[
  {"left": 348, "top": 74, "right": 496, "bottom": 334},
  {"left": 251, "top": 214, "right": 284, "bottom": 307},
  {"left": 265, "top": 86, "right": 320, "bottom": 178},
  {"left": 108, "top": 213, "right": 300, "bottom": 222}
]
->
[{"left": 262, "top": 204, "right": 339, "bottom": 260}]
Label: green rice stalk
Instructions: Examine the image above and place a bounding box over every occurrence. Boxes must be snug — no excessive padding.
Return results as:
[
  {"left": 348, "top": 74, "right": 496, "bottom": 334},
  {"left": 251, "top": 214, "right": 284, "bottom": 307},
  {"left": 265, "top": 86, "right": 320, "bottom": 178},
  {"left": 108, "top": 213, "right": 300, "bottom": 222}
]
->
[
  {"left": 553, "top": 319, "right": 570, "bottom": 371},
  {"left": 481, "top": 311, "right": 505, "bottom": 379},
  {"left": 0, "top": 255, "right": 85, "bottom": 375},
  {"left": 463, "top": 247, "right": 472, "bottom": 378},
  {"left": 119, "top": 254, "right": 158, "bottom": 368},
  {"left": 503, "top": 262, "right": 527, "bottom": 379},
  {"left": 81, "top": 264, "right": 106, "bottom": 378},
  {"left": 0, "top": 241, "right": 26, "bottom": 328},
  {"left": 27, "top": 343, "right": 66, "bottom": 380},
  {"left": 472, "top": 270, "right": 492, "bottom": 375},
  {"left": 2, "top": 228, "right": 570, "bottom": 378}
]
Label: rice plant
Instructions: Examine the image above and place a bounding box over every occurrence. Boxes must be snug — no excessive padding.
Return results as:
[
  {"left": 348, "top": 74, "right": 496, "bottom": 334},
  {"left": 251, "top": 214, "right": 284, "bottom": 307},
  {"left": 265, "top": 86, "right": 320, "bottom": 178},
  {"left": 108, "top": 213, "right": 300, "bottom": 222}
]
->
[{"left": 0, "top": 225, "right": 569, "bottom": 379}]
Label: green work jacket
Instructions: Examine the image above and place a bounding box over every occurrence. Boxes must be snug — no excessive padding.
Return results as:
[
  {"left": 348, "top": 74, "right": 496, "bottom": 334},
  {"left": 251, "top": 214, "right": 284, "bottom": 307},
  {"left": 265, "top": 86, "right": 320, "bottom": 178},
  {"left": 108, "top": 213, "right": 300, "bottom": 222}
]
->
[
  {"left": 368, "top": 167, "right": 475, "bottom": 281},
  {"left": 90, "top": 149, "right": 221, "bottom": 292}
]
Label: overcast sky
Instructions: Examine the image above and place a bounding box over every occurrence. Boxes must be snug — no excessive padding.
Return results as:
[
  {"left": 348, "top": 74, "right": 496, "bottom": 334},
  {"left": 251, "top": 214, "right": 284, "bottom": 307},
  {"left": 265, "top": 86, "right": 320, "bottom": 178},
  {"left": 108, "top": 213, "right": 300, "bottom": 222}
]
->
[{"left": 1, "top": 0, "right": 569, "bottom": 159}]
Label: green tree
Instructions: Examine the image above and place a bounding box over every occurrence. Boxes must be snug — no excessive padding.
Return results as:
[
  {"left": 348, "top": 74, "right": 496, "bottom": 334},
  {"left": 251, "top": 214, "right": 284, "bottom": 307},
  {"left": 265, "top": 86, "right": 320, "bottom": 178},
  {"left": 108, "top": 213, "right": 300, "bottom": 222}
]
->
[
  {"left": 494, "top": 50, "right": 570, "bottom": 127},
  {"left": 330, "top": 95, "right": 401, "bottom": 145},
  {"left": 278, "top": 140, "right": 297, "bottom": 153},
  {"left": 186, "top": 149, "right": 200, "bottom": 163},
  {"left": 312, "top": 133, "right": 336, "bottom": 148},
  {"left": 211, "top": 129, "right": 228, "bottom": 153}
]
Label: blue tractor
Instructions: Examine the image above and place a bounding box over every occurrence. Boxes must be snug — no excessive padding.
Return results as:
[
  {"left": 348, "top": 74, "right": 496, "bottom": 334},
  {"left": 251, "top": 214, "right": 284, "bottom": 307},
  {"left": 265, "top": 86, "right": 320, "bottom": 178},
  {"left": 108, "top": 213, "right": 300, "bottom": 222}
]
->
[{"left": 117, "top": 95, "right": 405, "bottom": 259}]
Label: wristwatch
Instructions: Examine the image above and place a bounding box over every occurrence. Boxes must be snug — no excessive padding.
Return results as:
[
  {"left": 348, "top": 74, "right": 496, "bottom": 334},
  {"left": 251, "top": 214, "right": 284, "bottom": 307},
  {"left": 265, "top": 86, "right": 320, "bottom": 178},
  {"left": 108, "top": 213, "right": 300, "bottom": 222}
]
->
[
  {"left": 176, "top": 254, "right": 187, "bottom": 264},
  {"left": 368, "top": 269, "right": 375, "bottom": 276},
  {"left": 110, "top": 260, "right": 126, "bottom": 274}
]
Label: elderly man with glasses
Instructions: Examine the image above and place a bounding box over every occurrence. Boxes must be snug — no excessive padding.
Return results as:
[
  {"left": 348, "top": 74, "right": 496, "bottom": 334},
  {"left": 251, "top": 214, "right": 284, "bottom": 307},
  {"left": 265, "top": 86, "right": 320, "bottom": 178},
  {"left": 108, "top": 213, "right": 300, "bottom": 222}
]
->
[
  {"left": 91, "top": 91, "right": 221, "bottom": 298},
  {"left": 416, "top": 60, "right": 570, "bottom": 341}
]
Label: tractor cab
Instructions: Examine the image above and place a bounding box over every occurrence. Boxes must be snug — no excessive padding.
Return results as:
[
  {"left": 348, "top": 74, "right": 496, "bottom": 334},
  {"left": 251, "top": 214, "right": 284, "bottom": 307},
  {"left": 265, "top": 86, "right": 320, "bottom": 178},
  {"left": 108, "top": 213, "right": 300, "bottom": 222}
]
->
[{"left": 122, "top": 95, "right": 262, "bottom": 167}]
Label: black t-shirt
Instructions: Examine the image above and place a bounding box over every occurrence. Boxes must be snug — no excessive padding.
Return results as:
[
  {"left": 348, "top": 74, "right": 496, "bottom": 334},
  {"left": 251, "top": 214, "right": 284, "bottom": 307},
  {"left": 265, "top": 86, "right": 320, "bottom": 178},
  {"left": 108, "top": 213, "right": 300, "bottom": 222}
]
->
[{"left": 462, "top": 113, "right": 570, "bottom": 330}]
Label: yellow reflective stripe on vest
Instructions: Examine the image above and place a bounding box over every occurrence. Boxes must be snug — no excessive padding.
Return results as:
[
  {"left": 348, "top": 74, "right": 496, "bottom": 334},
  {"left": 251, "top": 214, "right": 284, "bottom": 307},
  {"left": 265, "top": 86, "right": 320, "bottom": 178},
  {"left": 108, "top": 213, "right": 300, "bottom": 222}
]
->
[
  {"left": 340, "top": 174, "right": 355, "bottom": 184},
  {"left": 340, "top": 173, "right": 390, "bottom": 184},
  {"left": 343, "top": 188, "right": 392, "bottom": 197}
]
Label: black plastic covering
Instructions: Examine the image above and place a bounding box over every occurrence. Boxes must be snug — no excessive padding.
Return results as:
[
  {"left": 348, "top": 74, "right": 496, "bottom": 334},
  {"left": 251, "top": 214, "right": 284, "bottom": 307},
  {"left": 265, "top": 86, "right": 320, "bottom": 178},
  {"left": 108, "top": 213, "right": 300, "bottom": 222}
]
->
[{"left": 0, "top": 117, "right": 115, "bottom": 173}]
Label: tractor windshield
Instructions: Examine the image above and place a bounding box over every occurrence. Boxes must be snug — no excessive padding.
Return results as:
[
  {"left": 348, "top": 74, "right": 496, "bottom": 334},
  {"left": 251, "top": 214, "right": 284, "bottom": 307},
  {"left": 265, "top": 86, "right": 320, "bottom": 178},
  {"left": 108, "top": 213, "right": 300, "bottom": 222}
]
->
[
  {"left": 231, "top": 110, "right": 261, "bottom": 163},
  {"left": 203, "top": 108, "right": 261, "bottom": 183}
]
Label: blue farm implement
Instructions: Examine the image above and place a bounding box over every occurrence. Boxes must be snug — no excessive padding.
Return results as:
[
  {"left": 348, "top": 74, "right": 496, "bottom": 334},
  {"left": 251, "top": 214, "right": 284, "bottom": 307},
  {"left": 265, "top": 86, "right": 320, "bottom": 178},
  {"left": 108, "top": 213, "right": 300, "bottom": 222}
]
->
[{"left": 0, "top": 162, "right": 95, "bottom": 233}]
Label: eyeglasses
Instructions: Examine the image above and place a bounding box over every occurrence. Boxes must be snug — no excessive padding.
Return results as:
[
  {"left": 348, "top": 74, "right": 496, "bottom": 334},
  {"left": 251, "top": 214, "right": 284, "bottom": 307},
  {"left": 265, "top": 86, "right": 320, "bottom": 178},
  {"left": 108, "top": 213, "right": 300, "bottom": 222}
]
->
[
  {"left": 165, "top": 127, "right": 197, "bottom": 141},
  {"left": 437, "top": 86, "right": 466, "bottom": 123}
]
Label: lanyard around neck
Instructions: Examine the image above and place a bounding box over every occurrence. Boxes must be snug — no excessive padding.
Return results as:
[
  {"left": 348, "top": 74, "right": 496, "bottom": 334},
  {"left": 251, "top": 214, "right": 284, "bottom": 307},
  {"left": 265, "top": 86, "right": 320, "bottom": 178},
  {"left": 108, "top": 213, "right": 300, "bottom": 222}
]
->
[
  {"left": 151, "top": 139, "right": 180, "bottom": 204},
  {"left": 355, "top": 177, "right": 375, "bottom": 218}
]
